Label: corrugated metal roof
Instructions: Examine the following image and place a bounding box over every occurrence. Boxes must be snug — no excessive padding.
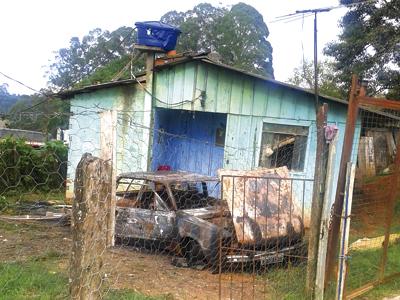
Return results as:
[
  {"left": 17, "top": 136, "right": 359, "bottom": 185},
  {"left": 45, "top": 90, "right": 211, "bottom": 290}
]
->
[
  {"left": 56, "top": 75, "right": 146, "bottom": 99},
  {"left": 55, "top": 53, "right": 346, "bottom": 104},
  {"left": 54, "top": 53, "right": 400, "bottom": 121}
]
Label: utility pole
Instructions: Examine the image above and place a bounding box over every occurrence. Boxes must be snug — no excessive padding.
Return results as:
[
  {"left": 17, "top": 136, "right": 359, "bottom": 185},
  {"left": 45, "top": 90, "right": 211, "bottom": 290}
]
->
[
  {"left": 295, "top": 8, "right": 330, "bottom": 112},
  {"left": 293, "top": 7, "right": 331, "bottom": 298}
]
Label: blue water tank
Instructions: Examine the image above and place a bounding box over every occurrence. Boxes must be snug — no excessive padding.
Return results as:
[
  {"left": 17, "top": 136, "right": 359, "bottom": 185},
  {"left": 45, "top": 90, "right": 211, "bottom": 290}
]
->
[{"left": 135, "top": 21, "right": 181, "bottom": 51}]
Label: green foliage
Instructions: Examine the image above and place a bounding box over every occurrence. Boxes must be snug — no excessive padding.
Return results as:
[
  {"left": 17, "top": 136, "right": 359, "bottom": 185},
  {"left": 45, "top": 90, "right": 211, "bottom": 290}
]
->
[
  {"left": 0, "top": 83, "right": 19, "bottom": 113},
  {"left": 324, "top": 0, "right": 400, "bottom": 99},
  {"left": 7, "top": 93, "right": 69, "bottom": 136},
  {"left": 0, "top": 137, "right": 68, "bottom": 194},
  {"left": 161, "top": 3, "right": 274, "bottom": 78},
  {"left": 0, "top": 260, "right": 68, "bottom": 300},
  {"left": 287, "top": 59, "right": 346, "bottom": 99},
  {"left": 47, "top": 26, "right": 138, "bottom": 89},
  {"left": 47, "top": 3, "right": 274, "bottom": 89}
]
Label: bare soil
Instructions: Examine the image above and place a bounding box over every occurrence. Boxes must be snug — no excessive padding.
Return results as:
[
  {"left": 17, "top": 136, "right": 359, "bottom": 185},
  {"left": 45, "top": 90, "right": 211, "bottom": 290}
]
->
[{"left": 0, "top": 221, "right": 268, "bottom": 299}]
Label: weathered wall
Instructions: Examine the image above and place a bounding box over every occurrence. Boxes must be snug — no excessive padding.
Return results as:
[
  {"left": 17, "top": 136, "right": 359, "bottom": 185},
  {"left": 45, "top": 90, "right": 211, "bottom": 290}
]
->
[
  {"left": 66, "top": 84, "right": 147, "bottom": 201},
  {"left": 151, "top": 108, "right": 226, "bottom": 176}
]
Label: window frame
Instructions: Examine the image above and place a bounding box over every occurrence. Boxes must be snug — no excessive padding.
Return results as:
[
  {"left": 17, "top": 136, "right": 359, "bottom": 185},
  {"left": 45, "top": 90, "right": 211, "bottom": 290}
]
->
[{"left": 257, "top": 118, "right": 312, "bottom": 175}]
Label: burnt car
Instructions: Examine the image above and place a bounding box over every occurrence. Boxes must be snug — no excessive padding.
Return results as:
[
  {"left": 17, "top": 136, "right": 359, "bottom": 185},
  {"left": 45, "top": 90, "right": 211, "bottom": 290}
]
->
[{"left": 115, "top": 170, "right": 306, "bottom": 270}]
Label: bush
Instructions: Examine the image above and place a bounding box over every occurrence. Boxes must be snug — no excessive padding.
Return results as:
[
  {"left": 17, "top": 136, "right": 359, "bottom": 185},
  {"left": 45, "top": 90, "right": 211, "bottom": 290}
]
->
[{"left": 0, "top": 136, "right": 68, "bottom": 194}]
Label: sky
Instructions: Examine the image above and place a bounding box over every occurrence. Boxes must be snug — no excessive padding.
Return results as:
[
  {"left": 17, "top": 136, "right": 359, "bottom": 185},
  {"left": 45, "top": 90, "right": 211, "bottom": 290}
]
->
[{"left": 0, "top": 0, "right": 350, "bottom": 95}]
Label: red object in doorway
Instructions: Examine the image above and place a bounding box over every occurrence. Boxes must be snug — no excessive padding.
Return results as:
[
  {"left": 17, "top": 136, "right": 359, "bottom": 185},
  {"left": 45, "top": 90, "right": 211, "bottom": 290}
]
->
[{"left": 157, "top": 165, "right": 171, "bottom": 171}]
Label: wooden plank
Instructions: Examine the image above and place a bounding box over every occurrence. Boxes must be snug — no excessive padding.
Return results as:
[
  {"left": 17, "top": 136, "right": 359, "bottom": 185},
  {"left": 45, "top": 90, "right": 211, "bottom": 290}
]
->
[
  {"left": 357, "top": 137, "right": 376, "bottom": 178},
  {"left": 216, "top": 69, "right": 232, "bottom": 113},
  {"left": 336, "top": 162, "right": 356, "bottom": 300},
  {"left": 306, "top": 103, "right": 328, "bottom": 294},
  {"left": 252, "top": 80, "right": 268, "bottom": 116},
  {"left": 241, "top": 78, "right": 254, "bottom": 115},
  {"left": 359, "top": 96, "right": 400, "bottom": 110},
  {"left": 100, "top": 110, "right": 117, "bottom": 247},
  {"left": 70, "top": 153, "right": 112, "bottom": 300},
  {"left": 229, "top": 76, "right": 243, "bottom": 114},
  {"left": 315, "top": 131, "right": 338, "bottom": 300}
]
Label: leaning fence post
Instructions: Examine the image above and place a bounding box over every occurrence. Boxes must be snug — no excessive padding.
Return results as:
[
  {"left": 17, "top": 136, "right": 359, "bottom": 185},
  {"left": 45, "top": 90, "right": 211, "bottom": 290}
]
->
[
  {"left": 315, "top": 129, "right": 338, "bottom": 300},
  {"left": 70, "top": 153, "right": 112, "bottom": 300}
]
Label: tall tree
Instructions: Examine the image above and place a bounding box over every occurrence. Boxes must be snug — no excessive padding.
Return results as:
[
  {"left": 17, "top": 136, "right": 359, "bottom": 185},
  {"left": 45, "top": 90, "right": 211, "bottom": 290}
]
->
[
  {"left": 47, "top": 26, "right": 137, "bottom": 90},
  {"left": 161, "top": 3, "right": 274, "bottom": 78},
  {"left": 7, "top": 93, "right": 69, "bottom": 136},
  {"left": 325, "top": 0, "right": 400, "bottom": 99},
  {"left": 48, "top": 2, "right": 274, "bottom": 90},
  {"left": 0, "top": 84, "right": 19, "bottom": 113},
  {"left": 287, "top": 59, "right": 345, "bottom": 99}
]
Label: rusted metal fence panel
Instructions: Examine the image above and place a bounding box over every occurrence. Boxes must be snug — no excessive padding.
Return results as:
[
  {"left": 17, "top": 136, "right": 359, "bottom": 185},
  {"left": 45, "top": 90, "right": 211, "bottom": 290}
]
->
[{"left": 326, "top": 75, "right": 400, "bottom": 299}]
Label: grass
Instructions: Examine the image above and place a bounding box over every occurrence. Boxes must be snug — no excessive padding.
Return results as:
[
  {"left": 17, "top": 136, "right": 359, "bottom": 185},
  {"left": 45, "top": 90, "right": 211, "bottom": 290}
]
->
[
  {"left": 0, "top": 257, "right": 168, "bottom": 300},
  {"left": 345, "top": 243, "right": 400, "bottom": 299},
  {"left": 0, "top": 190, "right": 66, "bottom": 215},
  {"left": 0, "top": 256, "right": 68, "bottom": 300},
  {"left": 259, "top": 241, "right": 400, "bottom": 300}
]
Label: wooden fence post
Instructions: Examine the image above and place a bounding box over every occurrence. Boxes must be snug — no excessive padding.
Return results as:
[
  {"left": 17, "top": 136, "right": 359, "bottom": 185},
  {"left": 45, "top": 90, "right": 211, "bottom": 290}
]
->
[
  {"left": 306, "top": 103, "right": 328, "bottom": 295},
  {"left": 100, "top": 110, "right": 117, "bottom": 247},
  {"left": 315, "top": 131, "right": 338, "bottom": 300},
  {"left": 70, "top": 153, "right": 112, "bottom": 300}
]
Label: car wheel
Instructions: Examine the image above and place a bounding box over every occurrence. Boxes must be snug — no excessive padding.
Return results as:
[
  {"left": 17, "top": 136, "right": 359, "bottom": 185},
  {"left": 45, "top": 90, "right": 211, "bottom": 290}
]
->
[{"left": 182, "top": 238, "right": 205, "bottom": 267}]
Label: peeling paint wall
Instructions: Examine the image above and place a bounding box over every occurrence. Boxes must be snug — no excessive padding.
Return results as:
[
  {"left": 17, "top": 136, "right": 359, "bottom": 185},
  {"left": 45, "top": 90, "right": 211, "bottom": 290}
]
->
[{"left": 66, "top": 84, "right": 147, "bottom": 201}]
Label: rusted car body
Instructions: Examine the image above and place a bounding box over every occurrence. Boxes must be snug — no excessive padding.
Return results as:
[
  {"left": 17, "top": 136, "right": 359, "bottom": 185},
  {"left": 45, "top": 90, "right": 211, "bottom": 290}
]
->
[{"left": 115, "top": 170, "right": 305, "bottom": 268}]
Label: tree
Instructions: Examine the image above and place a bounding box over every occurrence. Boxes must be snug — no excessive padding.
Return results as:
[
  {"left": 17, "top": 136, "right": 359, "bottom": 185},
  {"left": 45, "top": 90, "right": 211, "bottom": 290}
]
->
[
  {"left": 324, "top": 0, "right": 400, "bottom": 99},
  {"left": 287, "top": 59, "right": 345, "bottom": 99},
  {"left": 161, "top": 3, "right": 274, "bottom": 78},
  {"left": 47, "top": 26, "right": 137, "bottom": 90},
  {"left": 7, "top": 93, "right": 69, "bottom": 137},
  {"left": 0, "top": 83, "right": 19, "bottom": 113},
  {"left": 47, "top": 2, "right": 274, "bottom": 90}
]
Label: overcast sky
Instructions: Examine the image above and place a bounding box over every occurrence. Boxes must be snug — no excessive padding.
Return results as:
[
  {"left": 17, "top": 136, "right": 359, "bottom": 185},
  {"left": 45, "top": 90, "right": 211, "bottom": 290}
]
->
[{"left": 0, "top": 0, "right": 349, "bottom": 95}]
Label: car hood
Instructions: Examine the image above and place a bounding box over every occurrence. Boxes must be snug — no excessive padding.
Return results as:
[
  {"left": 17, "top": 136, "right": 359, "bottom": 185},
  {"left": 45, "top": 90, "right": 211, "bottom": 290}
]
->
[{"left": 178, "top": 206, "right": 222, "bottom": 220}]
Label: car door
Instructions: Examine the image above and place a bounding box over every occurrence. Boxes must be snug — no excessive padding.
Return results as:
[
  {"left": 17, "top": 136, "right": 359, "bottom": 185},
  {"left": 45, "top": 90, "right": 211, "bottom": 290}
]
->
[{"left": 116, "top": 180, "right": 175, "bottom": 241}]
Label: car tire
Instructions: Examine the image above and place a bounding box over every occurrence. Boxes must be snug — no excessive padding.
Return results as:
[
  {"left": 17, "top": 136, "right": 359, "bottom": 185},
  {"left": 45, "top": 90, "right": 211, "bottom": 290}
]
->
[{"left": 182, "top": 239, "right": 205, "bottom": 267}]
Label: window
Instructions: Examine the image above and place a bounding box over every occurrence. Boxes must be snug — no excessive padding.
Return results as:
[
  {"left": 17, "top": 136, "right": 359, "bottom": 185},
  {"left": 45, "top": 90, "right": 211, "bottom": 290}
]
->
[{"left": 259, "top": 123, "right": 309, "bottom": 171}]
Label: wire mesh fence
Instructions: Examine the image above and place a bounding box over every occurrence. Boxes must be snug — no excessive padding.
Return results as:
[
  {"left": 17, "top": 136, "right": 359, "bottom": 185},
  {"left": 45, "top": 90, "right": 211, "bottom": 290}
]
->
[
  {"left": 2, "top": 94, "right": 399, "bottom": 299},
  {"left": 0, "top": 103, "right": 327, "bottom": 300},
  {"left": 343, "top": 107, "right": 400, "bottom": 299}
]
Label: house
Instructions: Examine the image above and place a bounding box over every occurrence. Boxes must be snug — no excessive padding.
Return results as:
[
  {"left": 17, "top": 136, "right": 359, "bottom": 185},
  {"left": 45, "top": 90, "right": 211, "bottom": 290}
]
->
[
  {"left": 58, "top": 52, "right": 362, "bottom": 223},
  {"left": 0, "top": 128, "right": 50, "bottom": 147}
]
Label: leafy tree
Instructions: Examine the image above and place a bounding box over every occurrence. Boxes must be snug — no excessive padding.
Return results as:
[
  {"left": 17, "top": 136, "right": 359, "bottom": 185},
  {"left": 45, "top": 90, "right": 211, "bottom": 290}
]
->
[
  {"left": 161, "top": 2, "right": 274, "bottom": 78},
  {"left": 287, "top": 59, "right": 345, "bottom": 99},
  {"left": 0, "top": 83, "right": 19, "bottom": 113},
  {"left": 324, "top": 0, "right": 400, "bottom": 99},
  {"left": 47, "top": 26, "right": 137, "bottom": 90},
  {"left": 7, "top": 93, "right": 69, "bottom": 137},
  {"left": 47, "top": 2, "right": 274, "bottom": 90}
]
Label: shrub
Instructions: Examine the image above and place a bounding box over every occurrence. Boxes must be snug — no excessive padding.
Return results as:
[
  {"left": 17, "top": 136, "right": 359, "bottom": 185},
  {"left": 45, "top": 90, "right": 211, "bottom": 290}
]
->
[{"left": 0, "top": 136, "right": 68, "bottom": 194}]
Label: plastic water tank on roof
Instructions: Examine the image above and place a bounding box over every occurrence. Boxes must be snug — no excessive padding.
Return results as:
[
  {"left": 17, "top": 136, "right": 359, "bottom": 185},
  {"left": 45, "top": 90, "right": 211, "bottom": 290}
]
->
[{"left": 135, "top": 21, "right": 181, "bottom": 51}]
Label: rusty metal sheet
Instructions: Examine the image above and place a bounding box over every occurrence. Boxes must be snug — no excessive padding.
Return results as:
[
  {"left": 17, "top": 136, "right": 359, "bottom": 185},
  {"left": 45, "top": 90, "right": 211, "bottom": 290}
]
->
[{"left": 218, "top": 167, "right": 303, "bottom": 246}]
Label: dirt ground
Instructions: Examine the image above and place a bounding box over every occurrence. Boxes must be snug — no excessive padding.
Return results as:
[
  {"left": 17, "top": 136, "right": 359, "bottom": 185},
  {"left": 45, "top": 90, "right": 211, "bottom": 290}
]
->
[{"left": 0, "top": 221, "right": 268, "bottom": 299}]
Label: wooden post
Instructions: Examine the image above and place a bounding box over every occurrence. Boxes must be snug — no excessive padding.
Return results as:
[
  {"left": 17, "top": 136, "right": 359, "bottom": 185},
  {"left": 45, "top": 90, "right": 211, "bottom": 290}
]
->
[
  {"left": 70, "top": 153, "right": 112, "bottom": 300},
  {"left": 100, "top": 110, "right": 117, "bottom": 247},
  {"left": 315, "top": 131, "right": 338, "bottom": 300},
  {"left": 326, "top": 75, "right": 361, "bottom": 285},
  {"left": 336, "top": 162, "right": 356, "bottom": 300},
  {"left": 306, "top": 103, "right": 328, "bottom": 295}
]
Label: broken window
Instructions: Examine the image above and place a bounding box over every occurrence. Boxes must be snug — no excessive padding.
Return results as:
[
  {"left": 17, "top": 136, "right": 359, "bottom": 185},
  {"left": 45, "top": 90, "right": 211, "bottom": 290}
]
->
[{"left": 259, "top": 123, "right": 309, "bottom": 171}]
